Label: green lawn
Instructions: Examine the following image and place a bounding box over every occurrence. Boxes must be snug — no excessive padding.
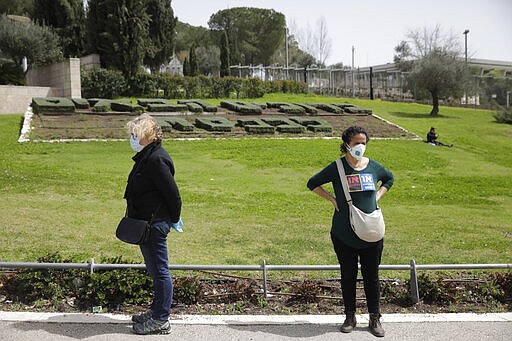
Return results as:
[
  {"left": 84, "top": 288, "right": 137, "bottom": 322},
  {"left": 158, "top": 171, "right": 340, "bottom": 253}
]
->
[{"left": 0, "top": 95, "right": 511, "bottom": 274}]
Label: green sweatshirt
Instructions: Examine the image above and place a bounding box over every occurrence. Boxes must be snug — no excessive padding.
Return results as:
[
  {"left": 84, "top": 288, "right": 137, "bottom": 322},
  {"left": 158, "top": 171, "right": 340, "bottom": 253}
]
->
[{"left": 307, "top": 157, "right": 394, "bottom": 249}]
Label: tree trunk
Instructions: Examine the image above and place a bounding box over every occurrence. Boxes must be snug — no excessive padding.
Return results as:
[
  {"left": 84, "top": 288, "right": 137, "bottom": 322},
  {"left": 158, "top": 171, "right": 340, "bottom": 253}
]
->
[{"left": 430, "top": 90, "right": 439, "bottom": 116}]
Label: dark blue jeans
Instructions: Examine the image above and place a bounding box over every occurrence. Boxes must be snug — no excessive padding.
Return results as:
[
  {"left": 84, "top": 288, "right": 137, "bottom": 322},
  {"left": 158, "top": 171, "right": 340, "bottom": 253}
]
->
[
  {"left": 331, "top": 233, "right": 383, "bottom": 314},
  {"left": 139, "top": 220, "right": 173, "bottom": 321}
]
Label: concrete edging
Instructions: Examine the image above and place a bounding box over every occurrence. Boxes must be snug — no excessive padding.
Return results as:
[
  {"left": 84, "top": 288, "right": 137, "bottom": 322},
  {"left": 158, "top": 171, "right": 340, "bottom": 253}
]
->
[{"left": 1, "top": 311, "right": 511, "bottom": 325}]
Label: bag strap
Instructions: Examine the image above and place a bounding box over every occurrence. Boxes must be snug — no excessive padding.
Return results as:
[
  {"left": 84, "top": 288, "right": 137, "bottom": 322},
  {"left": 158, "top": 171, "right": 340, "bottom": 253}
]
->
[
  {"left": 125, "top": 202, "right": 162, "bottom": 222},
  {"left": 335, "top": 158, "right": 353, "bottom": 205}
]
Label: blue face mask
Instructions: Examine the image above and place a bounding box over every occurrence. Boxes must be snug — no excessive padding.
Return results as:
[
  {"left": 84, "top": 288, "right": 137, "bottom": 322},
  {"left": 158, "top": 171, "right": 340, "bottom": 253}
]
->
[{"left": 130, "top": 135, "right": 144, "bottom": 153}]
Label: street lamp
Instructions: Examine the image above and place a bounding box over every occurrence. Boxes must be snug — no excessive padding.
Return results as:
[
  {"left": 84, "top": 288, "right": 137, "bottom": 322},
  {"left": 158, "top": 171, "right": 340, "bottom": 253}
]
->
[
  {"left": 463, "top": 29, "right": 469, "bottom": 105},
  {"left": 463, "top": 29, "right": 469, "bottom": 65}
]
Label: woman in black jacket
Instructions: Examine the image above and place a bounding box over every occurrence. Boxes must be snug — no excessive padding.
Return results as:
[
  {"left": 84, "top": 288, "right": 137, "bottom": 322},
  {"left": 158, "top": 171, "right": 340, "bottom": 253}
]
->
[{"left": 125, "top": 114, "right": 182, "bottom": 335}]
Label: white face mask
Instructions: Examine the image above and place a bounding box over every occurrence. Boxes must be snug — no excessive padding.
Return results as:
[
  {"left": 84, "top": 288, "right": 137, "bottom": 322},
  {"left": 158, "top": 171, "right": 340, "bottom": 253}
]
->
[
  {"left": 130, "top": 135, "right": 144, "bottom": 153},
  {"left": 347, "top": 143, "right": 366, "bottom": 160}
]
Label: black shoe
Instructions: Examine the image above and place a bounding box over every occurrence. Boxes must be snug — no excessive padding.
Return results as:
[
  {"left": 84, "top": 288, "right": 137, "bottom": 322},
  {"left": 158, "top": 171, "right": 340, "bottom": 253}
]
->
[
  {"left": 369, "top": 313, "right": 385, "bottom": 337},
  {"left": 340, "top": 313, "right": 356, "bottom": 333}
]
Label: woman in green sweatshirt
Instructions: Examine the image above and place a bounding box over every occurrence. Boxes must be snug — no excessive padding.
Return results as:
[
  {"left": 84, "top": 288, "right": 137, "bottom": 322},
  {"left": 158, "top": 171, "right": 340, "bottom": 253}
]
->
[{"left": 307, "top": 126, "right": 394, "bottom": 337}]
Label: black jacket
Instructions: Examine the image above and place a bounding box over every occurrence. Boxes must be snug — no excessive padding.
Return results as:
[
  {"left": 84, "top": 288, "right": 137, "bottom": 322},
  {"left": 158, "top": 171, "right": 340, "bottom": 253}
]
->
[{"left": 124, "top": 141, "right": 182, "bottom": 223}]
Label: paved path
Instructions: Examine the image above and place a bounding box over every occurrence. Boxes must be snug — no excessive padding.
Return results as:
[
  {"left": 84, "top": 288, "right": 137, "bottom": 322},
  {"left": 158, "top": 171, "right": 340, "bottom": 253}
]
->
[{"left": 0, "top": 312, "right": 511, "bottom": 340}]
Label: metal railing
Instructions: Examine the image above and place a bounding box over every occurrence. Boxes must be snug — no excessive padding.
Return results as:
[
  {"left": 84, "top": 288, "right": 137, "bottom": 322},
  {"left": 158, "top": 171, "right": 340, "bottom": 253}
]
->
[{"left": 0, "top": 260, "right": 510, "bottom": 303}]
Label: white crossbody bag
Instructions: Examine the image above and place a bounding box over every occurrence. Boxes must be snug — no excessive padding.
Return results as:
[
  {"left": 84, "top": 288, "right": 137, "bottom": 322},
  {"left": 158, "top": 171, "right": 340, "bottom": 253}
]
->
[{"left": 335, "top": 158, "right": 385, "bottom": 242}]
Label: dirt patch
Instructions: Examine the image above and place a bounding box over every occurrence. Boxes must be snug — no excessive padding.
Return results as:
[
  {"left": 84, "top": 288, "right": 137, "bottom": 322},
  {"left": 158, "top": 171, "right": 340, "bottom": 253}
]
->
[
  {"left": 1, "top": 275, "right": 508, "bottom": 316},
  {"left": 27, "top": 108, "right": 417, "bottom": 141}
]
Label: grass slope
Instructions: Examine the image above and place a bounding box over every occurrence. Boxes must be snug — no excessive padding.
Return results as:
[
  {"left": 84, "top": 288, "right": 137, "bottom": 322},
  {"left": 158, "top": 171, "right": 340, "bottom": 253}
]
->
[{"left": 0, "top": 95, "right": 510, "bottom": 277}]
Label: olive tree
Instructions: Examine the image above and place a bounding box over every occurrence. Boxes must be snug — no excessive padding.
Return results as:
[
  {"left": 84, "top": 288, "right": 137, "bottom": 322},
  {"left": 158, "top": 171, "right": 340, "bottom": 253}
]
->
[
  {"left": 0, "top": 14, "right": 62, "bottom": 73},
  {"left": 394, "top": 25, "right": 471, "bottom": 116}
]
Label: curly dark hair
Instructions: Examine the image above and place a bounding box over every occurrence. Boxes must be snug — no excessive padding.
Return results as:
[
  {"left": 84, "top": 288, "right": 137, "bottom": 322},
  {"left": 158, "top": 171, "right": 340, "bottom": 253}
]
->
[{"left": 340, "top": 126, "right": 369, "bottom": 154}]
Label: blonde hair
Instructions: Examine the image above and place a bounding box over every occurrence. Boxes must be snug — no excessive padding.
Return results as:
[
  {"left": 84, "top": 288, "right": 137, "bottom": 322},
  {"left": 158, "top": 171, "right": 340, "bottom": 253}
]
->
[{"left": 126, "top": 113, "right": 163, "bottom": 141}]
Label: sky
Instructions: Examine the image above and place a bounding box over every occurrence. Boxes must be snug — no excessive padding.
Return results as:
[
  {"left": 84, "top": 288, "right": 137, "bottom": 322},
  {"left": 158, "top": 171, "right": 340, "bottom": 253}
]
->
[{"left": 172, "top": 0, "right": 512, "bottom": 67}]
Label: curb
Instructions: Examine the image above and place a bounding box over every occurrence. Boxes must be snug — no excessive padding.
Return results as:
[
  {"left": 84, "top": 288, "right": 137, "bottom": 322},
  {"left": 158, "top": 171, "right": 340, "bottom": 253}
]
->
[{"left": 1, "top": 311, "right": 511, "bottom": 325}]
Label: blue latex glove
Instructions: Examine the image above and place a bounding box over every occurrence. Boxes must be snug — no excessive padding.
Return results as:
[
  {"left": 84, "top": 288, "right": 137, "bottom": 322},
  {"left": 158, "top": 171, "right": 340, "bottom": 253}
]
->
[{"left": 171, "top": 217, "right": 184, "bottom": 233}]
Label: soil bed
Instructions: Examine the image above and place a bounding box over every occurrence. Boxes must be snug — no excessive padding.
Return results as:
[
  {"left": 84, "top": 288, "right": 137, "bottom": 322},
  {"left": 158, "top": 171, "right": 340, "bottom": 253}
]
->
[{"left": 28, "top": 108, "right": 417, "bottom": 141}]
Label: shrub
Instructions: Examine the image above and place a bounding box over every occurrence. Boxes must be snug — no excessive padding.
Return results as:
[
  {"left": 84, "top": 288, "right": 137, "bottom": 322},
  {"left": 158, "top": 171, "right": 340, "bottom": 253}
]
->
[
  {"left": 173, "top": 276, "right": 203, "bottom": 305},
  {"left": 241, "top": 77, "right": 265, "bottom": 98},
  {"left": 0, "top": 59, "right": 24, "bottom": 85},
  {"left": 290, "top": 280, "right": 321, "bottom": 302},
  {"left": 2, "top": 252, "right": 81, "bottom": 304},
  {"left": 493, "top": 106, "right": 512, "bottom": 124},
  {"left": 81, "top": 68, "right": 127, "bottom": 99}
]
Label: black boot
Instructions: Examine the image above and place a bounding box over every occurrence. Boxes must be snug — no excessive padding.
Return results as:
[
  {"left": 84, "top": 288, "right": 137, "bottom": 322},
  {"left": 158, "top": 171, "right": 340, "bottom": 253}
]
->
[
  {"left": 340, "top": 312, "right": 356, "bottom": 333},
  {"left": 369, "top": 313, "right": 385, "bottom": 337}
]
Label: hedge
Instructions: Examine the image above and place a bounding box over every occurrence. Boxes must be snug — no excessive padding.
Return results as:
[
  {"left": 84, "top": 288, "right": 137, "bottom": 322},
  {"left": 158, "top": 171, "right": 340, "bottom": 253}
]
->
[
  {"left": 261, "top": 118, "right": 306, "bottom": 134},
  {"left": 147, "top": 103, "right": 188, "bottom": 112},
  {"left": 307, "top": 103, "right": 343, "bottom": 114},
  {"left": 166, "top": 118, "right": 195, "bottom": 131},
  {"left": 137, "top": 98, "right": 169, "bottom": 107},
  {"left": 81, "top": 68, "right": 308, "bottom": 100},
  {"left": 155, "top": 118, "right": 173, "bottom": 132},
  {"left": 293, "top": 103, "right": 318, "bottom": 114},
  {"left": 91, "top": 99, "right": 112, "bottom": 112},
  {"left": 195, "top": 117, "right": 234, "bottom": 132},
  {"left": 290, "top": 117, "right": 332, "bottom": 133},
  {"left": 185, "top": 102, "right": 203, "bottom": 113},
  {"left": 236, "top": 118, "right": 275, "bottom": 134},
  {"left": 178, "top": 99, "right": 217, "bottom": 112},
  {"left": 110, "top": 102, "right": 144, "bottom": 113},
  {"left": 220, "top": 101, "right": 262, "bottom": 114},
  {"left": 72, "top": 98, "right": 90, "bottom": 110},
  {"left": 31, "top": 97, "right": 76, "bottom": 114},
  {"left": 278, "top": 104, "right": 306, "bottom": 115}
]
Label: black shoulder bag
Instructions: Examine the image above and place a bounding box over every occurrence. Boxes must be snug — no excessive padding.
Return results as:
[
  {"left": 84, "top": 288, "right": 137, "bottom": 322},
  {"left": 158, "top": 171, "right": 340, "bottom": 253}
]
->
[{"left": 116, "top": 204, "right": 161, "bottom": 245}]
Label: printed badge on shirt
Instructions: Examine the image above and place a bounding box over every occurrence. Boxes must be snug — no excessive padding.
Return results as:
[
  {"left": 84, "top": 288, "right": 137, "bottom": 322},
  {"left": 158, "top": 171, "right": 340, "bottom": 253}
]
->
[{"left": 346, "top": 174, "right": 376, "bottom": 192}]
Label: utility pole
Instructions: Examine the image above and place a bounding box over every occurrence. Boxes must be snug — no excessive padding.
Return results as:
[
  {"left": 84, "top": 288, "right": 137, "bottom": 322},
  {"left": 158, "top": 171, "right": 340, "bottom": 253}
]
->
[
  {"left": 285, "top": 27, "right": 289, "bottom": 80},
  {"left": 352, "top": 46, "right": 355, "bottom": 98}
]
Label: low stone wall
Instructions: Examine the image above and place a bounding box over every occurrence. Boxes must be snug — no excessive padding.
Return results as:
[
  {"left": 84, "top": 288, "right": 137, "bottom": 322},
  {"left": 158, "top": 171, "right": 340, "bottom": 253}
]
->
[
  {"left": 0, "top": 85, "right": 58, "bottom": 114},
  {"left": 26, "top": 58, "right": 81, "bottom": 98},
  {"left": 0, "top": 58, "right": 81, "bottom": 114}
]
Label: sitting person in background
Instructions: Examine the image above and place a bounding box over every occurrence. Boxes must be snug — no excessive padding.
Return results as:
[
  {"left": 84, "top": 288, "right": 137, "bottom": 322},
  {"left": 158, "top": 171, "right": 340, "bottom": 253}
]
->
[{"left": 427, "top": 127, "right": 452, "bottom": 147}]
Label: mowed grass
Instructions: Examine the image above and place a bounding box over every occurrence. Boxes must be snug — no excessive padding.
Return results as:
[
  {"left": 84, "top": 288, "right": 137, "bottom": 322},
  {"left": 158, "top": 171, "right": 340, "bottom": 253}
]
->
[{"left": 0, "top": 95, "right": 511, "bottom": 274}]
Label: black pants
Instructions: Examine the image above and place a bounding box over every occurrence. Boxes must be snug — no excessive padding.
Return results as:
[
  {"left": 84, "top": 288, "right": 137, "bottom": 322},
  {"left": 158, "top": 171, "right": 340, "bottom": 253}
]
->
[{"left": 331, "top": 233, "right": 383, "bottom": 314}]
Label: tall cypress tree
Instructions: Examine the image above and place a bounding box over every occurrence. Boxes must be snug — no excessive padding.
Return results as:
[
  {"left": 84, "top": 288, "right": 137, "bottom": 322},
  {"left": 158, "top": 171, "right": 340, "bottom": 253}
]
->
[
  {"left": 219, "top": 30, "right": 230, "bottom": 77},
  {"left": 32, "top": 0, "right": 85, "bottom": 57},
  {"left": 182, "top": 57, "right": 190, "bottom": 76},
  {"left": 189, "top": 44, "right": 198, "bottom": 76},
  {"left": 87, "top": 0, "right": 149, "bottom": 84},
  {"left": 144, "top": 0, "right": 177, "bottom": 73}
]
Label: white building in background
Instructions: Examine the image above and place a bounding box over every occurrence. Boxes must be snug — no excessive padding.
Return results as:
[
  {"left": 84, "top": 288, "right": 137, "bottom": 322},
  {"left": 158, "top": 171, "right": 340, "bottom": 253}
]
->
[{"left": 160, "top": 55, "right": 183, "bottom": 76}]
